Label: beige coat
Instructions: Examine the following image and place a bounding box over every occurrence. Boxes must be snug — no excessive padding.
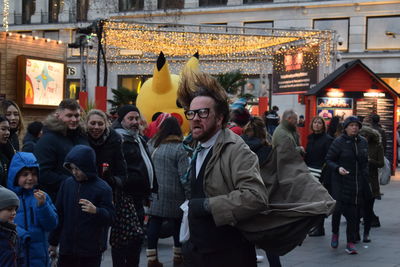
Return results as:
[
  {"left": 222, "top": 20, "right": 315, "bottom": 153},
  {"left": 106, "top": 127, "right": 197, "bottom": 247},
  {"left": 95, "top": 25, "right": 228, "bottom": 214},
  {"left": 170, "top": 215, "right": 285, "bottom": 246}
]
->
[
  {"left": 205, "top": 129, "right": 269, "bottom": 227},
  {"left": 236, "top": 139, "right": 336, "bottom": 255}
]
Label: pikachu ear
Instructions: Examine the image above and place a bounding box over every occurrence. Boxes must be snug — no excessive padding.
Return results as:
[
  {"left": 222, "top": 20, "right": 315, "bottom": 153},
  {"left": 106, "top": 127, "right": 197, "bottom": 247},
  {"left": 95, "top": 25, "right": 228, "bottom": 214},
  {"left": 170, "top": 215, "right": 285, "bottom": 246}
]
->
[
  {"left": 152, "top": 51, "right": 172, "bottom": 94},
  {"left": 181, "top": 52, "right": 200, "bottom": 76}
]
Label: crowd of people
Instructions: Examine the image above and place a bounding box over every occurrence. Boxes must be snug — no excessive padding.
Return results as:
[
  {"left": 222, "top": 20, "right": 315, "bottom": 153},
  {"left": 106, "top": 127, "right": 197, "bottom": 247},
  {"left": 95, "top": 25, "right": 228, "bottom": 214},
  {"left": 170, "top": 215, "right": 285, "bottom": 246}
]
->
[{"left": 0, "top": 73, "right": 390, "bottom": 267}]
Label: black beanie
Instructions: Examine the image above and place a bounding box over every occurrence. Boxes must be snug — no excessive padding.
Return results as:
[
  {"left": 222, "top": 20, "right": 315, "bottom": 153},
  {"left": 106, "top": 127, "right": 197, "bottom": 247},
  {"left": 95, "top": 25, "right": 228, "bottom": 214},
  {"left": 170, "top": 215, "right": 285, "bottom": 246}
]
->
[
  {"left": 343, "top": 116, "right": 362, "bottom": 129},
  {"left": 27, "top": 121, "right": 43, "bottom": 137},
  {"left": 117, "top": 105, "right": 140, "bottom": 123}
]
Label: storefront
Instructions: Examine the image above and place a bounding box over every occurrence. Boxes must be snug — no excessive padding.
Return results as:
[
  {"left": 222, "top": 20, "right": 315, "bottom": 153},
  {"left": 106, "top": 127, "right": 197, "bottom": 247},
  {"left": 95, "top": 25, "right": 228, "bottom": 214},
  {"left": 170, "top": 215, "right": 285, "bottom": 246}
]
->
[{"left": 304, "top": 59, "right": 399, "bottom": 171}]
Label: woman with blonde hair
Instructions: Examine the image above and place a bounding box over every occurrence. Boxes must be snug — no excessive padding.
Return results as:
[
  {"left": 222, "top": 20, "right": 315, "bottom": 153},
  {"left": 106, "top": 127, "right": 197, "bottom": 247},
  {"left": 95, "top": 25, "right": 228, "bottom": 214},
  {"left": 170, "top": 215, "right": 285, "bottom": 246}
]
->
[{"left": 86, "top": 109, "right": 145, "bottom": 267}]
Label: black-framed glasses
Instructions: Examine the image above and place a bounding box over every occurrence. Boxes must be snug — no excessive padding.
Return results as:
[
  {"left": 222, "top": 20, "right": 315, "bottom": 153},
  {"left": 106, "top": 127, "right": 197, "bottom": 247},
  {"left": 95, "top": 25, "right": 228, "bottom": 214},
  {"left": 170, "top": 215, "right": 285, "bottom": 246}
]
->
[{"left": 184, "top": 108, "right": 210, "bottom": 120}]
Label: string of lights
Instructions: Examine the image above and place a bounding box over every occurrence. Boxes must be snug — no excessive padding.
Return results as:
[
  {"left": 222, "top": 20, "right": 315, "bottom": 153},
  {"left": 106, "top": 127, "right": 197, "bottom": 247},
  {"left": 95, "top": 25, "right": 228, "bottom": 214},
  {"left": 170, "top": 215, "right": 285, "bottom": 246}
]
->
[
  {"left": 2, "top": 0, "right": 9, "bottom": 32},
  {"left": 89, "top": 20, "right": 335, "bottom": 74}
]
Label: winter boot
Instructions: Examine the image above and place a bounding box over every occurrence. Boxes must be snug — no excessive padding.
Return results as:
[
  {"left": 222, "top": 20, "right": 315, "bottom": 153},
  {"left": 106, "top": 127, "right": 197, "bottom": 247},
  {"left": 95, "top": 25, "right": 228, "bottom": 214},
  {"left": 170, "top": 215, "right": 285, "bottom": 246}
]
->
[
  {"left": 173, "top": 246, "right": 184, "bottom": 267},
  {"left": 147, "top": 249, "right": 163, "bottom": 267}
]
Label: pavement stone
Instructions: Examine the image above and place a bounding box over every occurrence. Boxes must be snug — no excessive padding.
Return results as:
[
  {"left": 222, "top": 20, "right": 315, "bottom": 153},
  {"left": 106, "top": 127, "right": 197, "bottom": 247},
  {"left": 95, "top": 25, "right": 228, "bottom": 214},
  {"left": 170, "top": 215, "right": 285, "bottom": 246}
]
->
[{"left": 100, "top": 172, "right": 400, "bottom": 267}]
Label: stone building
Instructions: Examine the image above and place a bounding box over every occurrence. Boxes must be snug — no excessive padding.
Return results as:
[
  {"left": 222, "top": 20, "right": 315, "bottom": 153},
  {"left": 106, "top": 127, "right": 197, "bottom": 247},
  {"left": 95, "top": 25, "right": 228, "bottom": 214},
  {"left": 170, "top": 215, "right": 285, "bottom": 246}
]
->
[{"left": 2, "top": 0, "right": 400, "bottom": 115}]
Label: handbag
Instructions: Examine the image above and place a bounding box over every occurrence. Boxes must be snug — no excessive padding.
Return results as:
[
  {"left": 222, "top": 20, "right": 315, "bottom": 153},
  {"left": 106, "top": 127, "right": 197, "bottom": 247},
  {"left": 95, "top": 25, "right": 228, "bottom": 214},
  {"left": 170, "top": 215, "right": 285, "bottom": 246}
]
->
[
  {"left": 379, "top": 156, "right": 391, "bottom": 185},
  {"left": 110, "top": 190, "right": 144, "bottom": 248}
]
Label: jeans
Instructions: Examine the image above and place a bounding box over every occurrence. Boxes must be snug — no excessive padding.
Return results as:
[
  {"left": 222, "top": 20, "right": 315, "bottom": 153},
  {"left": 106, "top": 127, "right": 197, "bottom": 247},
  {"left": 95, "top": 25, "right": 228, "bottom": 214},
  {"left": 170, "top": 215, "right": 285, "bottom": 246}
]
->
[{"left": 147, "top": 215, "right": 182, "bottom": 249}]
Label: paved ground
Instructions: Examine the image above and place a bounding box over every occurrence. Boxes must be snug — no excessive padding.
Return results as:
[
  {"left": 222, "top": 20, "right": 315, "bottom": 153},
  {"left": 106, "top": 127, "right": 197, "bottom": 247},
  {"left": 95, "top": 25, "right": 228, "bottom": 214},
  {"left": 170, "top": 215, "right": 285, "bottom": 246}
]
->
[{"left": 101, "top": 173, "right": 400, "bottom": 267}]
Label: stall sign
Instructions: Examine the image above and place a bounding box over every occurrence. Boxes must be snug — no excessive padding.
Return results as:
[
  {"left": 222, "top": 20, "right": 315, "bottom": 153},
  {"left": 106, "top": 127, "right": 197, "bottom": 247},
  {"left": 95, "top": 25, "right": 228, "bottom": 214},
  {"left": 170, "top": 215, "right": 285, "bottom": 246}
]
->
[{"left": 272, "top": 49, "right": 318, "bottom": 94}]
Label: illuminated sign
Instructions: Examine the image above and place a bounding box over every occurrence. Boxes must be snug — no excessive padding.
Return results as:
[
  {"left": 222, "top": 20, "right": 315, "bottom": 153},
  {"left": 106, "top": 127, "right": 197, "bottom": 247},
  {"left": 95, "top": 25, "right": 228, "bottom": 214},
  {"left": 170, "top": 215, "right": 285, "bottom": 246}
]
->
[
  {"left": 363, "top": 92, "right": 385, "bottom": 97},
  {"left": 17, "top": 56, "right": 65, "bottom": 108},
  {"left": 272, "top": 47, "right": 319, "bottom": 94}
]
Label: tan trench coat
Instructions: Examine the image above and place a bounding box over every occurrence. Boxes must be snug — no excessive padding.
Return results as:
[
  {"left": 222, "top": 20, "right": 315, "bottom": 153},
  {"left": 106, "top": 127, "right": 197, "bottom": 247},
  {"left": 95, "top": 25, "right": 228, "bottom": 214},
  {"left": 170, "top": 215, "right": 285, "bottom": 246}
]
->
[{"left": 205, "top": 129, "right": 269, "bottom": 227}]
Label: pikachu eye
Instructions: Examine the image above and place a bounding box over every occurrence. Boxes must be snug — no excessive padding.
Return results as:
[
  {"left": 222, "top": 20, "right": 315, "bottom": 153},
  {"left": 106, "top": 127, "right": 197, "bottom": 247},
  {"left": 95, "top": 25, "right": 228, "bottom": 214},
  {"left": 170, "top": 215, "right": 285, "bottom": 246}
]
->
[{"left": 176, "top": 99, "right": 182, "bottom": 109}]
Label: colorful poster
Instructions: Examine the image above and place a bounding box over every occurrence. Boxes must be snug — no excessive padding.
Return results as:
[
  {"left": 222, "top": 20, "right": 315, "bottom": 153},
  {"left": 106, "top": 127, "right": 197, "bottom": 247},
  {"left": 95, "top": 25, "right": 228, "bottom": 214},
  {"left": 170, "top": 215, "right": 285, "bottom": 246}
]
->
[
  {"left": 317, "top": 97, "right": 353, "bottom": 109},
  {"left": 25, "top": 58, "right": 64, "bottom": 106}
]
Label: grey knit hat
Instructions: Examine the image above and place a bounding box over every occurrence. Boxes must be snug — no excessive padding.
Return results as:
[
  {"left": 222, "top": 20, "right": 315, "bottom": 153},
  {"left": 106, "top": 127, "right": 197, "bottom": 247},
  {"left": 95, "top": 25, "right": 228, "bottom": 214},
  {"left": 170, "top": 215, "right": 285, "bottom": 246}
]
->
[{"left": 0, "top": 186, "right": 19, "bottom": 210}]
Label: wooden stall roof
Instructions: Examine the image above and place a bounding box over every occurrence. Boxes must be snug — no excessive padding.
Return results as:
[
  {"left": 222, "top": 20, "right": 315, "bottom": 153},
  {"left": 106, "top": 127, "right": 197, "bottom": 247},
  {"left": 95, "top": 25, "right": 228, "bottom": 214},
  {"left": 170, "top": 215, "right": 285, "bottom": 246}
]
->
[{"left": 305, "top": 59, "right": 400, "bottom": 98}]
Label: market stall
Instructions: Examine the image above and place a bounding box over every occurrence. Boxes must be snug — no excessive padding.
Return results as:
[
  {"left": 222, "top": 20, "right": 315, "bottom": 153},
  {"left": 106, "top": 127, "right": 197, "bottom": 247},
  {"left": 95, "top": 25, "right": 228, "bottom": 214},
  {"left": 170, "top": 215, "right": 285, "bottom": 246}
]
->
[{"left": 304, "top": 59, "right": 399, "bottom": 171}]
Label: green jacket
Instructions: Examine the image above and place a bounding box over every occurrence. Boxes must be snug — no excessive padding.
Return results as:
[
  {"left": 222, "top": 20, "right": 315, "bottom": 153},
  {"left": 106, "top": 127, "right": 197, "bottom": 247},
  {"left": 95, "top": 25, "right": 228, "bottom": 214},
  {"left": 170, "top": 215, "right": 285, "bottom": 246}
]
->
[{"left": 272, "top": 120, "right": 302, "bottom": 154}]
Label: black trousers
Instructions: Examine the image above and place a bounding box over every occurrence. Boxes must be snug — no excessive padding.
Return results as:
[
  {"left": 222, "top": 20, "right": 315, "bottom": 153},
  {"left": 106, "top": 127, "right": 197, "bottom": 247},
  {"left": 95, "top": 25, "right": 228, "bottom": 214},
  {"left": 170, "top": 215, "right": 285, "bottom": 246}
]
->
[
  {"left": 182, "top": 240, "right": 256, "bottom": 267},
  {"left": 356, "top": 198, "right": 374, "bottom": 236},
  {"left": 58, "top": 254, "right": 102, "bottom": 267},
  {"left": 111, "top": 238, "right": 143, "bottom": 267},
  {"left": 331, "top": 201, "right": 358, "bottom": 243},
  {"left": 147, "top": 215, "right": 182, "bottom": 249}
]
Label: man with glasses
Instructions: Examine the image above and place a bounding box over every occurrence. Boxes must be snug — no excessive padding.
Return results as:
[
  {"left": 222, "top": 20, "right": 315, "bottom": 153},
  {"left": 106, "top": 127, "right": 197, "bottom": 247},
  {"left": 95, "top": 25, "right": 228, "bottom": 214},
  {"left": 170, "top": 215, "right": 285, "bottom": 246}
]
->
[
  {"left": 34, "top": 99, "right": 88, "bottom": 202},
  {"left": 179, "top": 70, "right": 268, "bottom": 267}
]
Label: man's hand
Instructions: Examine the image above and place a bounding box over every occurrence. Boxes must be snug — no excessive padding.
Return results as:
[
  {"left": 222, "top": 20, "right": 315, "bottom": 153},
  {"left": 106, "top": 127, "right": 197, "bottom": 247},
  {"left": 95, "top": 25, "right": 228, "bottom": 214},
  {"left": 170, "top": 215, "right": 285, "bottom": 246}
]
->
[
  {"left": 79, "top": 199, "right": 97, "bottom": 214},
  {"left": 33, "top": 189, "right": 46, "bottom": 206},
  {"left": 48, "top": 245, "right": 58, "bottom": 258},
  {"left": 338, "top": 167, "right": 350, "bottom": 176}
]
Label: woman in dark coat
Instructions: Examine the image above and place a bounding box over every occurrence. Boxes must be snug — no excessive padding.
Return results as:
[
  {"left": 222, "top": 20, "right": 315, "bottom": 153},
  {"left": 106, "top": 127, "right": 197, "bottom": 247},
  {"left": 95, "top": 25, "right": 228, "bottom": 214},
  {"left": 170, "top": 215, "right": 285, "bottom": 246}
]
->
[
  {"left": 146, "top": 117, "right": 189, "bottom": 267},
  {"left": 86, "top": 109, "right": 144, "bottom": 267},
  {"left": 326, "top": 116, "right": 370, "bottom": 255},
  {"left": 0, "top": 116, "right": 11, "bottom": 187},
  {"left": 359, "top": 125, "right": 384, "bottom": 242},
  {"left": 241, "top": 117, "right": 280, "bottom": 267},
  {"left": 0, "top": 100, "right": 24, "bottom": 152},
  {"left": 86, "top": 109, "right": 126, "bottom": 188},
  {"left": 304, "top": 116, "right": 333, "bottom": 236}
]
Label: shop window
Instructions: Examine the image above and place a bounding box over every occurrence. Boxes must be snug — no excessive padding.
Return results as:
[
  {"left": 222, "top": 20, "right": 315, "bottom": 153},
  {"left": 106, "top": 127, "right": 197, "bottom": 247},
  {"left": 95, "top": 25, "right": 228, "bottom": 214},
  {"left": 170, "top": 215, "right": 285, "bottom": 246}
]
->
[
  {"left": 366, "top": 16, "right": 400, "bottom": 50},
  {"left": 119, "top": 0, "right": 144, "bottom": 11},
  {"left": 158, "top": 0, "right": 184, "bottom": 9},
  {"left": 199, "top": 0, "right": 228, "bottom": 7},
  {"left": 44, "top": 30, "right": 59, "bottom": 41},
  {"left": 117, "top": 75, "right": 149, "bottom": 93},
  {"left": 313, "top": 18, "right": 349, "bottom": 51},
  {"left": 22, "top": 0, "right": 36, "bottom": 24},
  {"left": 66, "top": 80, "right": 80, "bottom": 99},
  {"left": 381, "top": 77, "right": 400, "bottom": 94},
  {"left": 49, "top": 0, "right": 61, "bottom": 23},
  {"left": 77, "top": 0, "right": 89, "bottom": 22},
  {"left": 244, "top": 21, "right": 273, "bottom": 35}
]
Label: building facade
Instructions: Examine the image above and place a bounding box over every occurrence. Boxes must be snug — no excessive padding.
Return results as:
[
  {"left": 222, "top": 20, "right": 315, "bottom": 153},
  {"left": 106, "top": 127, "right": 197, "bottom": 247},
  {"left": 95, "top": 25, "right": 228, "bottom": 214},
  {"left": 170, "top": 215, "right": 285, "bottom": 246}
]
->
[{"left": 3, "top": 0, "right": 400, "bottom": 115}]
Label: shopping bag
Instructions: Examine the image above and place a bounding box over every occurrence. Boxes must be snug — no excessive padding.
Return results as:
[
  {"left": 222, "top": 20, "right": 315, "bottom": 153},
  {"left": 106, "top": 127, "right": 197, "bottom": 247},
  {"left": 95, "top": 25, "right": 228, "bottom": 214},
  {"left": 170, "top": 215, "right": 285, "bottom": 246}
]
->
[
  {"left": 379, "top": 157, "right": 391, "bottom": 185},
  {"left": 179, "top": 200, "right": 190, "bottom": 243}
]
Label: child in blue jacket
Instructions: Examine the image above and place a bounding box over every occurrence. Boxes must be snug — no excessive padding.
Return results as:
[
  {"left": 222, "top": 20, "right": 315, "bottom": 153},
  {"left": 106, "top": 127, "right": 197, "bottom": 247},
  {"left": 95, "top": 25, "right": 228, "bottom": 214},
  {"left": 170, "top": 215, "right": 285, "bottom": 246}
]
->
[
  {"left": 7, "top": 152, "right": 58, "bottom": 267},
  {"left": 48, "top": 145, "right": 115, "bottom": 267}
]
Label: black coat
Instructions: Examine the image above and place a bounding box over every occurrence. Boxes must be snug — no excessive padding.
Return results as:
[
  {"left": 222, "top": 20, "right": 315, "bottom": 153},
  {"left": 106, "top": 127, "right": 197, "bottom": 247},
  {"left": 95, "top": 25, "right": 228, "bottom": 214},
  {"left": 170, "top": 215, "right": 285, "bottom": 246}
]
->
[
  {"left": 48, "top": 145, "right": 115, "bottom": 257},
  {"left": 326, "top": 133, "right": 370, "bottom": 205},
  {"left": 113, "top": 122, "right": 158, "bottom": 200},
  {"left": 305, "top": 133, "right": 333, "bottom": 169},
  {"left": 33, "top": 115, "right": 88, "bottom": 202},
  {"left": 9, "top": 130, "right": 19, "bottom": 151},
  {"left": 88, "top": 128, "right": 127, "bottom": 190},
  {"left": 241, "top": 135, "right": 272, "bottom": 166},
  {"left": 22, "top": 132, "right": 40, "bottom": 153}
]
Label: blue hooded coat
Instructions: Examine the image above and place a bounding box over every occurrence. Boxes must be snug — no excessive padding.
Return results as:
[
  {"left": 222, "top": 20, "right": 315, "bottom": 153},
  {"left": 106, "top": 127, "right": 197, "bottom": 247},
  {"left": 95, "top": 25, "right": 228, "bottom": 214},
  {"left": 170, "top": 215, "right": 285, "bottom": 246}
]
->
[
  {"left": 48, "top": 145, "right": 115, "bottom": 257},
  {"left": 7, "top": 152, "right": 58, "bottom": 267}
]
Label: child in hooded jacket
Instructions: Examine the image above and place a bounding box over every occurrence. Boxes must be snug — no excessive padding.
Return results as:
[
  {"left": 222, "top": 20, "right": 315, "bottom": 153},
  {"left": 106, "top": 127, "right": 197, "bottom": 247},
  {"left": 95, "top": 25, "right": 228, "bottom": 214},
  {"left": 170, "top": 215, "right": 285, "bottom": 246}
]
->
[
  {"left": 0, "top": 186, "right": 23, "bottom": 267},
  {"left": 7, "top": 152, "right": 58, "bottom": 267},
  {"left": 48, "top": 145, "right": 115, "bottom": 267}
]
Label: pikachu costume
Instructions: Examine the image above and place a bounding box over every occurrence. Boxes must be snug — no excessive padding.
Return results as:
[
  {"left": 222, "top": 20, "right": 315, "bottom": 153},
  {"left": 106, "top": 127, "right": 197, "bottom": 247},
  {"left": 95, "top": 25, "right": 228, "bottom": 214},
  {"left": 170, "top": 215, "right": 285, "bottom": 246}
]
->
[{"left": 136, "top": 52, "right": 199, "bottom": 135}]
